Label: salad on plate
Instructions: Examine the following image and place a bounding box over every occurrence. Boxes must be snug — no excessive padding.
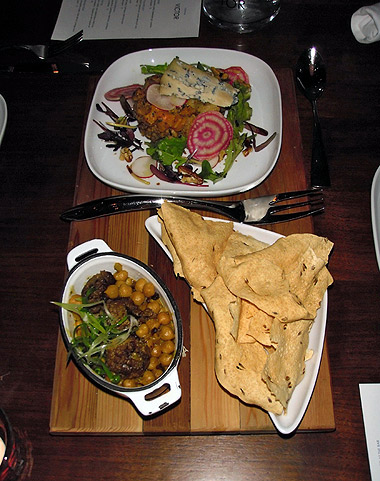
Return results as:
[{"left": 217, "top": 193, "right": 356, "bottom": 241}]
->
[{"left": 94, "top": 57, "right": 276, "bottom": 187}]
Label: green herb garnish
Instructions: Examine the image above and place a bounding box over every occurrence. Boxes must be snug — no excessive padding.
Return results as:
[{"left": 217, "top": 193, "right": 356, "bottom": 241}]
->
[
  {"left": 140, "top": 63, "right": 168, "bottom": 75},
  {"left": 52, "top": 300, "right": 138, "bottom": 384}
]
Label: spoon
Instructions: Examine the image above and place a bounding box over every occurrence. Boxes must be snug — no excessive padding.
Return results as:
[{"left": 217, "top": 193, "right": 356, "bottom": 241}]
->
[{"left": 295, "top": 47, "right": 330, "bottom": 188}]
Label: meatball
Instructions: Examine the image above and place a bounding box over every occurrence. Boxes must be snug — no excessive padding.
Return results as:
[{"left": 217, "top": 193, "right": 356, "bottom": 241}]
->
[
  {"left": 105, "top": 335, "right": 150, "bottom": 379},
  {"left": 82, "top": 270, "right": 115, "bottom": 301},
  {"left": 81, "top": 270, "right": 115, "bottom": 313},
  {"left": 106, "top": 297, "right": 156, "bottom": 323}
]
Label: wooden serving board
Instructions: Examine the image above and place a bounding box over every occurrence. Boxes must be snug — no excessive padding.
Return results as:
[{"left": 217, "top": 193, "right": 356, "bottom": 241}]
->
[{"left": 50, "top": 68, "right": 335, "bottom": 434}]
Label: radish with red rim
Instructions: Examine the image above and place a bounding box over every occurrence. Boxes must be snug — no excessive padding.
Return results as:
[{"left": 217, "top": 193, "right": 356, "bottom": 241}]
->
[{"left": 223, "top": 66, "right": 249, "bottom": 85}]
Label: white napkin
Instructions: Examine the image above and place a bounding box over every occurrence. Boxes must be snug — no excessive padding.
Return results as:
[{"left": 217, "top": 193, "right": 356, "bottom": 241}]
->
[{"left": 351, "top": 2, "right": 380, "bottom": 43}]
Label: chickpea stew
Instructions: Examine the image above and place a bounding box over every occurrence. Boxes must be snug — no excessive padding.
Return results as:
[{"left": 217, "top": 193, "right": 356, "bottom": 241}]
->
[{"left": 56, "top": 262, "right": 178, "bottom": 389}]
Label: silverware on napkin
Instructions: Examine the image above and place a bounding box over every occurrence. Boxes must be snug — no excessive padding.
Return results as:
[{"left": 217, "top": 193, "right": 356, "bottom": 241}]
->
[{"left": 60, "top": 189, "right": 324, "bottom": 224}]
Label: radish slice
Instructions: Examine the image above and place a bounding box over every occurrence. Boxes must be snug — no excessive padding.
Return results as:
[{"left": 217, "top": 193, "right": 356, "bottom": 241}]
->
[
  {"left": 223, "top": 66, "right": 250, "bottom": 85},
  {"left": 130, "top": 156, "right": 156, "bottom": 178},
  {"left": 105, "top": 84, "right": 142, "bottom": 101},
  {"left": 187, "top": 111, "right": 233, "bottom": 161},
  {"left": 146, "top": 84, "right": 186, "bottom": 111}
]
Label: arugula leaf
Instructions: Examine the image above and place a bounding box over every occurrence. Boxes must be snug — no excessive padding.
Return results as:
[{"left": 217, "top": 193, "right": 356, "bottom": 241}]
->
[
  {"left": 222, "top": 134, "right": 247, "bottom": 177},
  {"left": 146, "top": 136, "right": 187, "bottom": 166},
  {"left": 199, "top": 161, "right": 225, "bottom": 183},
  {"left": 227, "top": 83, "right": 252, "bottom": 134},
  {"left": 140, "top": 63, "right": 168, "bottom": 75}
]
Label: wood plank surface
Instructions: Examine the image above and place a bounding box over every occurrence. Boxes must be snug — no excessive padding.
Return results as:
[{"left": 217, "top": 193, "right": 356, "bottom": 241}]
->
[{"left": 49, "top": 68, "right": 335, "bottom": 435}]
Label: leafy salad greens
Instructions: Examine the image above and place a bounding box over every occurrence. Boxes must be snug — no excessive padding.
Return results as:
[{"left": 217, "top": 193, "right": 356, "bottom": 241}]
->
[{"left": 143, "top": 62, "right": 253, "bottom": 183}]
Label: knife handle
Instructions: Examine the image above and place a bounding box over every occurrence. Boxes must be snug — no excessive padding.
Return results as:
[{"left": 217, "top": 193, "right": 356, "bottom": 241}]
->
[{"left": 60, "top": 195, "right": 244, "bottom": 222}]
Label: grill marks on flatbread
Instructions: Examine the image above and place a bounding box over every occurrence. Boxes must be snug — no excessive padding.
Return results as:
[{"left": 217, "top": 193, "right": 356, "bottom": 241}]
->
[{"left": 158, "top": 202, "right": 333, "bottom": 414}]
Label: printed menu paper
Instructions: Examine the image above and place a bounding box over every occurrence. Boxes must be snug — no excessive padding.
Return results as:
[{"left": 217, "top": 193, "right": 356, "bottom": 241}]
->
[
  {"left": 359, "top": 384, "right": 380, "bottom": 480},
  {"left": 52, "top": 0, "right": 202, "bottom": 40}
]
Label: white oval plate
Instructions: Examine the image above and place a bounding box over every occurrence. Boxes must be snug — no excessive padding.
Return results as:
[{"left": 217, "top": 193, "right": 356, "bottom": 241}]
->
[
  {"left": 145, "top": 215, "right": 328, "bottom": 435},
  {"left": 84, "top": 47, "right": 282, "bottom": 197},
  {"left": 0, "top": 94, "right": 8, "bottom": 146},
  {"left": 371, "top": 165, "right": 380, "bottom": 270}
]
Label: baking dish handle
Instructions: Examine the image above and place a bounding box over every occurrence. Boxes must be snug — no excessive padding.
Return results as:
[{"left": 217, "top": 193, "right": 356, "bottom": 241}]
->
[
  {"left": 123, "top": 369, "right": 182, "bottom": 417},
  {"left": 66, "top": 239, "right": 113, "bottom": 271}
]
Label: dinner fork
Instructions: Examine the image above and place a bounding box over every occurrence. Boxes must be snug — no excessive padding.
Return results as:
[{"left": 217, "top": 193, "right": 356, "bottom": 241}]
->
[
  {"left": 0, "top": 30, "right": 83, "bottom": 60},
  {"left": 60, "top": 189, "right": 324, "bottom": 224}
]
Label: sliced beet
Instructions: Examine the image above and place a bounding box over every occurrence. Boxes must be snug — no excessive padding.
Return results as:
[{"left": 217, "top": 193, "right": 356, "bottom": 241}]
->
[{"left": 187, "top": 111, "right": 233, "bottom": 161}]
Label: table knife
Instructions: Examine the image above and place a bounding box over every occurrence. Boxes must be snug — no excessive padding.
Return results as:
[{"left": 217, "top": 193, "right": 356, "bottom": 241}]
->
[{"left": 60, "top": 190, "right": 324, "bottom": 225}]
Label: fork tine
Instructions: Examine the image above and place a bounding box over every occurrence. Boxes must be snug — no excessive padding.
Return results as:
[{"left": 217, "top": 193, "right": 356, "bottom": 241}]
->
[
  {"left": 265, "top": 206, "right": 325, "bottom": 224},
  {"left": 270, "top": 197, "right": 324, "bottom": 214},
  {"left": 48, "top": 30, "right": 83, "bottom": 57},
  {"left": 273, "top": 188, "right": 323, "bottom": 204}
]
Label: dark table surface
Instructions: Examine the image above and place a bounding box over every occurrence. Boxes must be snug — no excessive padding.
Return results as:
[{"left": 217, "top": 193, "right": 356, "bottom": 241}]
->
[{"left": 1, "top": 1, "right": 380, "bottom": 480}]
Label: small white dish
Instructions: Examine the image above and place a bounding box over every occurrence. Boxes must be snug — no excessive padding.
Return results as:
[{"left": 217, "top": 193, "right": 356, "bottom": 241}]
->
[
  {"left": 84, "top": 47, "right": 282, "bottom": 197},
  {"left": 371, "top": 165, "right": 380, "bottom": 270},
  {"left": 0, "top": 94, "right": 8, "bottom": 146},
  {"left": 145, "top": 215, "right": 328, "bottom": 435}
]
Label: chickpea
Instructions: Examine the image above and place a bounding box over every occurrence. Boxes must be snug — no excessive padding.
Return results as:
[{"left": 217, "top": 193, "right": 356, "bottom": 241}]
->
[
  {"left": 161, "top": 340, "right": 175, "bottom": 354},
  {"left": 125, "top": 277, "right": 134, "bottom": 286},
  {"left": 136, "top": 323, "right": 149, "bottom": 338},
  {"left": 69, "top": 294, "right": 82, "bottom": 304},
  {"left": 159, "top": 353, "right": 173, "bottom": 368},
  {"left": 158, "top": 311, "right": 171, "bottom": 325},
  {"left": 148, "top": 356, "right": 160, "bottom": 370},
  {"left": 114, "top": 269, "right": 128, "bottom": 281},
  {"left": 119, "top": 283, "right": 132, "bottom": 298},
  {"left": 131, "top": 290, "right": 145, "bottom": 306},
  {"left": 72, "top": 311, "right": 82, "bottom": 323},
  {"left": 143, "top": 282, "right": 155, "bottom": 298},
  {"left": 104, "top": 284, "right": 119, "bottom": 299},
  {"left": 74, "top": 320, "right": 82, "bottom": 337},
  {"left": 139, "top": 302, "right": 147, "bottom": 311},
  {"left": 153, "top": 368, "right": 163, "bottom": 379},
  {"left": 114, "top": 262, "right": 122, "bottom": 272},
  {"left": 151, "top": 333, "right": 161, "bottom": 344},
  {"left": 122, "top": 378, "right": 136, "bottom": 388},
  {"left": 141, "top": 370, "right": 155, "bottom": 385},
  {"left": 151, "top": 344, "right": 162, "bottom": 357},
  {"left": 147, "top": 300, "right": 160, "bottom": 314},
  {"left": 160, "top": 325, "right": 175, "bottom": 341},
  {"left": 135, "top": 278, "right": 147, "bottom": 292},
  {"left": 146, "top": 318, "right": 160, "bottom": 331}
]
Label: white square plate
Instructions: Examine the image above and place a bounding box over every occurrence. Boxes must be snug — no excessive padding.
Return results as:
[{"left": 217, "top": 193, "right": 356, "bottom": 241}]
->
[
  {"left": 371, "top": 165, "right": 380, "bottom": 269},
  {"left": 84, "top": 48, "right": 282, "bottom": 197},
  {"left": 0, "top": 94, "right": 7, "bottom": 146}
]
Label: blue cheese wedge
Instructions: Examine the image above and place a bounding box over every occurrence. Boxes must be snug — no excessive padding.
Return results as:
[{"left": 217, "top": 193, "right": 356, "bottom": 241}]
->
[{"left": 160, "top": 57, "right": 238, "bottom": 108}]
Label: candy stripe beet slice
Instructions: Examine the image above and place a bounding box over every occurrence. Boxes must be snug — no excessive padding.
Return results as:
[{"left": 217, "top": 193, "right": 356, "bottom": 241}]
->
[{"left": 187, "top": 111, "right": 233, "bottom": 161}]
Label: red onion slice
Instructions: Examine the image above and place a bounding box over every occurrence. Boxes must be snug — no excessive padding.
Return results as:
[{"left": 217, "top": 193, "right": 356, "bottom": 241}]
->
[{"left": 104, "top": 84, "right": 142, "bottom": 101}]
